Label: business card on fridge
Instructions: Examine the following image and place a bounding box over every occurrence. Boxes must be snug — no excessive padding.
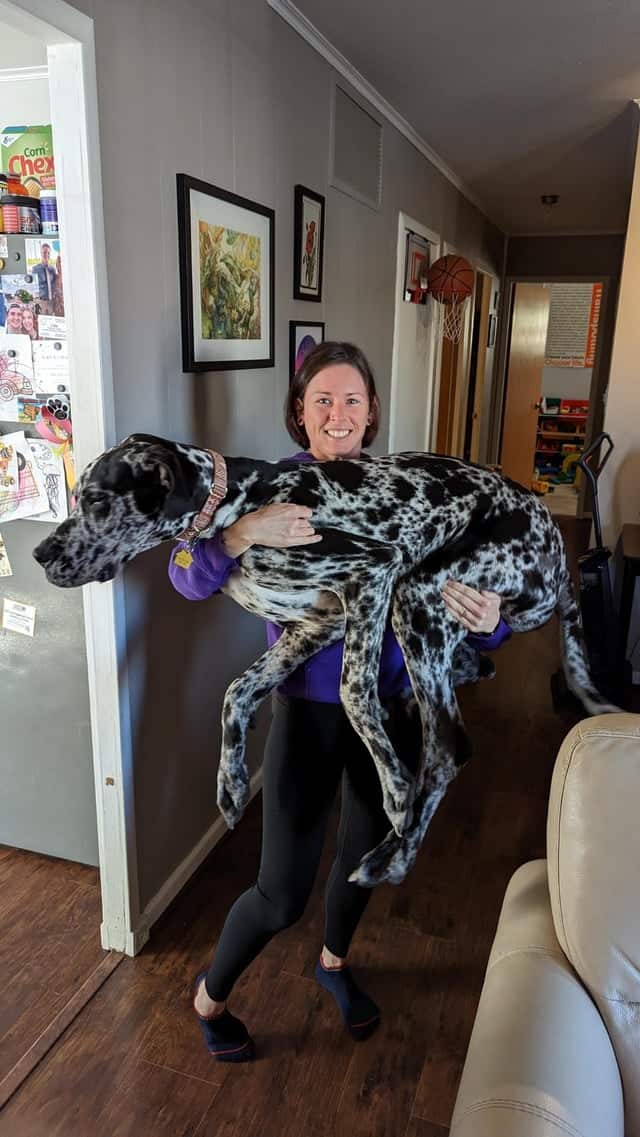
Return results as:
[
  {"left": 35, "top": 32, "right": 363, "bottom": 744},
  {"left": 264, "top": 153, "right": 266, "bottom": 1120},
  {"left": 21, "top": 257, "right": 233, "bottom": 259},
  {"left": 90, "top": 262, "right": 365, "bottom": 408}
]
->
[{"left": 2, "top": 598, "right": 36, "bottom": 637}]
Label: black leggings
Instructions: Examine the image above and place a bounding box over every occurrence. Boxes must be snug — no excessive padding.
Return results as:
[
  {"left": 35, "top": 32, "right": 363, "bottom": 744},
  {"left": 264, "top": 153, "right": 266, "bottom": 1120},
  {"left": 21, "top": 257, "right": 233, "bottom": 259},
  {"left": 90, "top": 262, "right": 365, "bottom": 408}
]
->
[{"left": 205, "top": 692, "right": 421, "bottom": 1001}]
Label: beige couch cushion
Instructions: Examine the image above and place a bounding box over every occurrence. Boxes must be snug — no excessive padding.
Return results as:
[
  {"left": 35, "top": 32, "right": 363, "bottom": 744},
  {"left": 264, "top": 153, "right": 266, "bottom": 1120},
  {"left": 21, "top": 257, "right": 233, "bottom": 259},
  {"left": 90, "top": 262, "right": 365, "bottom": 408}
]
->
[
  {"left": 450, "top": 860, "right": 623, "bottom": 1136},
  {"left": 547, "top": 713, "right": 640, "bottom": 1137}
]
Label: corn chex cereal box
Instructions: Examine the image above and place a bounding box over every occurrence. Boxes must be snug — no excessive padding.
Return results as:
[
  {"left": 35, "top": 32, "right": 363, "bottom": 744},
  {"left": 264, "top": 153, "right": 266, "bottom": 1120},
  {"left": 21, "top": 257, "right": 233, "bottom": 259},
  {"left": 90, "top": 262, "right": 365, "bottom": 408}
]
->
[{"left": 1, "top": 125, "right": 55, "bottom": 195}]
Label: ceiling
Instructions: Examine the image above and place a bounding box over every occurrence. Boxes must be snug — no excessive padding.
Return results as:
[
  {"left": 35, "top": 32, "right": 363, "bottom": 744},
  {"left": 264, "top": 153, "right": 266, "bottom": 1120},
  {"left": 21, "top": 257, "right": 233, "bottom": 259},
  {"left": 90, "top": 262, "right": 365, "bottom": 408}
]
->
[{"left": 289, "top": 0, "right": 640, "bottom": 235}]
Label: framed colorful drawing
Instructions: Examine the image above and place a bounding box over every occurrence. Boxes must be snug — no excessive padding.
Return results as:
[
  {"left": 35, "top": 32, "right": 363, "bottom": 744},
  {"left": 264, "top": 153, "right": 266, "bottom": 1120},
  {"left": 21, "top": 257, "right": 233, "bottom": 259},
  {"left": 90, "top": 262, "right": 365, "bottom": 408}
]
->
[
  {"left": 177, "top": 173, "right": 275, "bottom": 372},
  {"left": 289, "top": 320, "right": 325, "bottom": 381},
  {"left": 293, "top": 184, "right": 325, "bottom": 302}
]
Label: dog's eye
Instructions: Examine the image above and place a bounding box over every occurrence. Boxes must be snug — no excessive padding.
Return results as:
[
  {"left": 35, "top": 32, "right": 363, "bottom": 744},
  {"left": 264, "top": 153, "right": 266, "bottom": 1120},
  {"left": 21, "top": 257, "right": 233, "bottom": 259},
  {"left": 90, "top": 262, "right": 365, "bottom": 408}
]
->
[{"left": 81, "top": 489, "right": 111, "bottom": 522}]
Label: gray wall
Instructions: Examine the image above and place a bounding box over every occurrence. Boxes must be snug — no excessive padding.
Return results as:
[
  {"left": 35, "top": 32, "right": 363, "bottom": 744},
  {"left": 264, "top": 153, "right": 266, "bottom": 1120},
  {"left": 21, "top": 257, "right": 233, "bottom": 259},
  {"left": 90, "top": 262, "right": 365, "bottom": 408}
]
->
[{"left": 67, "top": 0, "right": 504, "bottom": 911}]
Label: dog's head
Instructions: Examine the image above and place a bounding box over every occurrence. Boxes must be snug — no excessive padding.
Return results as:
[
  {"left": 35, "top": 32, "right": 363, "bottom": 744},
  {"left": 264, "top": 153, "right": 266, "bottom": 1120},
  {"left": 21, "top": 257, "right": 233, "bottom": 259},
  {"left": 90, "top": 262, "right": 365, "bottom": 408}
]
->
[{"left": 33, "top": 434, "right": 212, "bottom": 587}]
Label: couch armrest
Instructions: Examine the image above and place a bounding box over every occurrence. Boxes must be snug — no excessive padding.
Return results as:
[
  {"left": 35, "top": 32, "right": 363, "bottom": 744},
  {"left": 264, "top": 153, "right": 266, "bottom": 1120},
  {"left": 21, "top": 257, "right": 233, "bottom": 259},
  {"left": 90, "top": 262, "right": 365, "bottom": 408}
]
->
[{"left": 450, "top": 861, "right": 624, "bottom": 1137}]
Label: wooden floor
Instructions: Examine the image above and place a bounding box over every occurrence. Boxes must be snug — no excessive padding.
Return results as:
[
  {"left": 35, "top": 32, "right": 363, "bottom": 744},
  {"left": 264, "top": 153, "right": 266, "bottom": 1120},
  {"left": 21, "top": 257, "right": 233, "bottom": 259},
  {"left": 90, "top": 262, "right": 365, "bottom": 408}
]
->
[
  {"left": 2, "top": 518, "right": 627, "bottom": 1137},
  {"left": 0, "top": 848, "right": 105, "bottom": 1102}
]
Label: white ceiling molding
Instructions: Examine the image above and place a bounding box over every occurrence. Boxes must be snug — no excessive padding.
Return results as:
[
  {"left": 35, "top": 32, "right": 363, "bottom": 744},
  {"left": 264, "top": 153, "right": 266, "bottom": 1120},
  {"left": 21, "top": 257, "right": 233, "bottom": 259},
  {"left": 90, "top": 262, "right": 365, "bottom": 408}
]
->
[
  {"left": 509, "top": 229, "right": 626, "bottom": 238},
  {"left": 0, "top": 65, "right": 47, "bottom": 82},
  {"left": 266, "top": 0, "right": 491, "bottom": 222}
]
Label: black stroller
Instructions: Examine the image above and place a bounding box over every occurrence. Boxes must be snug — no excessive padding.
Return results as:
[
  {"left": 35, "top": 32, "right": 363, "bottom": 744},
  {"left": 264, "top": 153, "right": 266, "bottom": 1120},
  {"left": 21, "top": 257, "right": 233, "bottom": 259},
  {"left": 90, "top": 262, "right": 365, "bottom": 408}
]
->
[{"left": 551, "top": 431, "right": 625, "bottom": 710}]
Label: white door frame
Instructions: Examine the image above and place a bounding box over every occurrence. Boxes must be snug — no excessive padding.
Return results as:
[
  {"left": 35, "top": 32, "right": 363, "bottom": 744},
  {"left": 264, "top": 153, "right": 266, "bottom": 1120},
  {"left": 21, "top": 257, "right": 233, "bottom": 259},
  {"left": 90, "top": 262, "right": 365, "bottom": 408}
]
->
[
  {"left": 1, "top": 0, "right": 138, "bottom": 953},
  {"left": 389, "top": 212, "right": 441, "bottom": 452},
  {"left": 492, "top": 273, "right": 610, "bottom": 514},
  {"left": 433, "top": 244, "right": 499, "bottom": 456}
]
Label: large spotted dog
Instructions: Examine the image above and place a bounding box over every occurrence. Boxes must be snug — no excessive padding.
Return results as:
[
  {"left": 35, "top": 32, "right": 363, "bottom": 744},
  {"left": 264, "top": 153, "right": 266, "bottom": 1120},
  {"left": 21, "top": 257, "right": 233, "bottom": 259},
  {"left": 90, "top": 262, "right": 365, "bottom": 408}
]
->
[{"left": 33, "top": 434, "right": 615, "bottom": 886}]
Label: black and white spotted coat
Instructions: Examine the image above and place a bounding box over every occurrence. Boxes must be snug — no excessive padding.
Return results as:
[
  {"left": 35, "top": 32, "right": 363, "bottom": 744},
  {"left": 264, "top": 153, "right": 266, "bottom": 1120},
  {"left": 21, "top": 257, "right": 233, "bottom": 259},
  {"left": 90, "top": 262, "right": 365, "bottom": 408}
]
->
[{"left": 33, "top": 436, "right": 616, "bottom": 886}]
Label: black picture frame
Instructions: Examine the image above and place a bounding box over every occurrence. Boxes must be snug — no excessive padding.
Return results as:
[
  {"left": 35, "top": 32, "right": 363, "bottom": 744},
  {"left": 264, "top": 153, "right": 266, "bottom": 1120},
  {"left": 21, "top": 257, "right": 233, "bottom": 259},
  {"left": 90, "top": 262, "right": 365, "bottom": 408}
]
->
[
  {"left": 289, "top": 320, "right": 325, "bottom": 382},
  {"left": 293, "top": 184, "right": 325, "bottom": 302},
  {"left": 177, "top": 173, "right": 275, "bottom": 372}
]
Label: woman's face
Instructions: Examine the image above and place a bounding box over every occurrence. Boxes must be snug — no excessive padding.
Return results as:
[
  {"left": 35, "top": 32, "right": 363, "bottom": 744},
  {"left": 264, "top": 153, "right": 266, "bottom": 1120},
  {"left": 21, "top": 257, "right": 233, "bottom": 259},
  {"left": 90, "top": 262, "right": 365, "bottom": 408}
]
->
[
  {"left": 298, "top": 363, "right": 371, "bottom": 461},
  {"left": 22, "top": 309, "right": 35, "bottom": 334}
]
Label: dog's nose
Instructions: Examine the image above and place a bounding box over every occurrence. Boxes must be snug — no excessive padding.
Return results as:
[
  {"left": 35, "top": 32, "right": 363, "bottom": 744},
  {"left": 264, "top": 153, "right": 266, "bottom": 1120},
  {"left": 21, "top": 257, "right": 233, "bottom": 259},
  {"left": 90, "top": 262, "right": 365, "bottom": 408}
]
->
[{"left": 33, "top": 537, "right": 58, "bottom": 567}]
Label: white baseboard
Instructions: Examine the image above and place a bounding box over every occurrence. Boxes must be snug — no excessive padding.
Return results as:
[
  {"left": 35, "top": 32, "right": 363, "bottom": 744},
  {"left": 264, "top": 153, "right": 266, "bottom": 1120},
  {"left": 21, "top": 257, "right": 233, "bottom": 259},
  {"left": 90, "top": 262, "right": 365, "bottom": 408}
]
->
[{"left": 127, "top": 769, "right": 263, "bottom": 956}]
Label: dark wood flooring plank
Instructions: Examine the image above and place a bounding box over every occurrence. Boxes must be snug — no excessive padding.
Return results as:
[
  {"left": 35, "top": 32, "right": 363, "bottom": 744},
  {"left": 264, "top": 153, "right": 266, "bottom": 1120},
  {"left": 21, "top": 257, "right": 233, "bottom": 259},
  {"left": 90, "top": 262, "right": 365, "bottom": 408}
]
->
[
  {"left": 0, "top": 963, "right": 161, "bottom": 1132},
  {"left": 404, "top": 1119, "right": 449, "bottom": 1137},
  {"left": 0, "top": 952, "right": 123, "bottom": 1110},
  {"left": 333, "top": 929, "right": 460, "bottom": 1137},
  {"left": 195, "top": 969, "right": 354, "bottom": 1137}
]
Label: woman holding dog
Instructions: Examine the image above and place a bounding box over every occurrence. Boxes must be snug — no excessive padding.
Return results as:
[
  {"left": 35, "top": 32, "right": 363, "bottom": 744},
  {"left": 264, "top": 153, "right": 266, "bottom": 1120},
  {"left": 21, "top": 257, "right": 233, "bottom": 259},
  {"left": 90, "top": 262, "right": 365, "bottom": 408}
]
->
[{"left": 169, "top": 341, "right": 509, "bottom": 1061}]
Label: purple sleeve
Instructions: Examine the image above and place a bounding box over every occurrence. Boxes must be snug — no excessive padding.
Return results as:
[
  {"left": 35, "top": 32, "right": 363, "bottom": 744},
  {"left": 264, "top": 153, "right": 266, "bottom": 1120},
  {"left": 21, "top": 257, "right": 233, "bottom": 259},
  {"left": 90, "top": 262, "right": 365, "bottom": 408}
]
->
[
  {"left": 466, "top": 616, "right": 511, "bottom": 652},
  {"left": 168, "top": 532, "right": 238, "bottom": 600}
]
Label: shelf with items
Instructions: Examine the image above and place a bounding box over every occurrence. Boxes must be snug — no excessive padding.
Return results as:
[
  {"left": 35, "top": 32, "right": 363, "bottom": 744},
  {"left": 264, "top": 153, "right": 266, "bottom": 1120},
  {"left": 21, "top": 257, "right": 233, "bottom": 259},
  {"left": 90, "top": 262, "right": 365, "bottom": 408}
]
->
[
  {"left": 534, "top": 397, "right": 589, "bottom": 486},
  {"left": 1, "top": 132, "right": 72, "bottom": 524}
]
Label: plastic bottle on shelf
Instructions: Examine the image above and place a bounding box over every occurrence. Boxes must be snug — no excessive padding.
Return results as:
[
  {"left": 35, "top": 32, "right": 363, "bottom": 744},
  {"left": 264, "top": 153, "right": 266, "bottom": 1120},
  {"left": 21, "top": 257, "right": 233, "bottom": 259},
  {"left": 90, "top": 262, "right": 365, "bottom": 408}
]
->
[
  {"left": 40, "top": 190, "right": 58, "bottom": 235},
  {"left": 0, "top": 173, "right": 7, "bottom": 233}
]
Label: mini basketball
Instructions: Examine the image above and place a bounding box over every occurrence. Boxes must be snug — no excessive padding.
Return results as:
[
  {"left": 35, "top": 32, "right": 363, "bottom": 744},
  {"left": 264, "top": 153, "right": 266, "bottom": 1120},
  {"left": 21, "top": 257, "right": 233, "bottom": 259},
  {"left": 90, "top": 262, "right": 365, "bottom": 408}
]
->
[{"left": 427, "top": 255, "right": 474, "bottom": 301}]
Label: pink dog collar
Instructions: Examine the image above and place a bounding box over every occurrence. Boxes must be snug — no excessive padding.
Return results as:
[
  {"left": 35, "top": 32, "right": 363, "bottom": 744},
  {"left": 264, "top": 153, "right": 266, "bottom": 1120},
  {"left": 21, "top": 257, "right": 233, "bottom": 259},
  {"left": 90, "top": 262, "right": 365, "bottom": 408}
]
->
[{"left": 177, "top": 449, "right": 227, "bottom": 546}]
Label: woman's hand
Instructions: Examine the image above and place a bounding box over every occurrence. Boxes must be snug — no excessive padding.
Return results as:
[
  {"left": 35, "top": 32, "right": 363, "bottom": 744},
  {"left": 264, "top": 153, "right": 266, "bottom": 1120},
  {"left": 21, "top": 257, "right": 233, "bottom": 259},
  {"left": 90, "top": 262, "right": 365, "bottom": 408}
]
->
[
  {"left": 221, "top": 504, "right": 322, "bottom": 557},
  {"left": 442, "top": 580, "right": 502, "bottom": 635}
]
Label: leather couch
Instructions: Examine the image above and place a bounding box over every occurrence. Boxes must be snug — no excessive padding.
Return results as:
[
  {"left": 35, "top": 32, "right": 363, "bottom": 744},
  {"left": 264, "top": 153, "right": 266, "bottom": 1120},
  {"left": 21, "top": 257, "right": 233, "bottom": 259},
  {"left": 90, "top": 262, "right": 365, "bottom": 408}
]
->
[{"left": 450, "top": 713, "right": 640, "bottom": 1137}]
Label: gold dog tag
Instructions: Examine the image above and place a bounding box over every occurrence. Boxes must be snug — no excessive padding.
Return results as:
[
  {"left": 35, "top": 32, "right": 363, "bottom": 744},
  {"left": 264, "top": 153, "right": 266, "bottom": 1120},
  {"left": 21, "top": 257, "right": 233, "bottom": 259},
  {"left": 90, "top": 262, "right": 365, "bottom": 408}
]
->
[{"left": 174, "top": 549, "right": 193, "bottom": 569}]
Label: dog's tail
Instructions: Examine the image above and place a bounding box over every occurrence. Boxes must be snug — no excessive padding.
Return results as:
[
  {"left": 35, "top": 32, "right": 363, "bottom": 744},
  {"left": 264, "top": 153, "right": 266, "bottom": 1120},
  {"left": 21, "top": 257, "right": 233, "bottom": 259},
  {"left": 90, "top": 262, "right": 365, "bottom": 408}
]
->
[{"left": 556, "top": 553, "right": 619, "bottom": 715}]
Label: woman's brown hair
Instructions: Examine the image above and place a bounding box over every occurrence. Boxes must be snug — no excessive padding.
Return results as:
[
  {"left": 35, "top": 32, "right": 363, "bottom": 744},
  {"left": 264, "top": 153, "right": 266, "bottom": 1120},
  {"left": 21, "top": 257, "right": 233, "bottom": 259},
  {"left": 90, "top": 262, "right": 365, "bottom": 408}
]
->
[{"left": 284, "top": 341, "right": 380, "bottom": 450}]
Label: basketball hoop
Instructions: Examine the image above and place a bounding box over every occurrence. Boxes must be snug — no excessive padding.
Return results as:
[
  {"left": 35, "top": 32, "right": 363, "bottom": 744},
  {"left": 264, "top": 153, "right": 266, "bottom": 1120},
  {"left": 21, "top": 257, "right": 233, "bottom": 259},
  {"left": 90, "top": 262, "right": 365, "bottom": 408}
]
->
[{"left": 427, "top": 255, "right": 475, "bottom": 343}]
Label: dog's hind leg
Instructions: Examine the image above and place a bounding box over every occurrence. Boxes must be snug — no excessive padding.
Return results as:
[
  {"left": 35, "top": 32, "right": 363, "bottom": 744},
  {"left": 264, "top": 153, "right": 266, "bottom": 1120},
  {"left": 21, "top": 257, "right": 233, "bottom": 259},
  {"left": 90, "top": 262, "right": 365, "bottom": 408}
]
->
[
  {"left": 349, "top": 579, "right": 468, "bottom": 888},
  {"left": 217, "top": 617, "right": 344, "bottom": 827},
  {"left": 338, "top": 552, "right": 414, "bottom": 837}
]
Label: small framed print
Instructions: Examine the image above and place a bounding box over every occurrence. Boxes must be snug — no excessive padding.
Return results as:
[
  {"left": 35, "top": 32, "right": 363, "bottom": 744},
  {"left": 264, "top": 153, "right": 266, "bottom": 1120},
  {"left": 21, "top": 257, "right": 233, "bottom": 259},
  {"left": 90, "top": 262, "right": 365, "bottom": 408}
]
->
[
  {"left": 403, "top": 231, "right": 431, "bottom": 304},
  {"left": 293, "top": 185, "right": 325, "bottom": 302},
  {"left": 289, "top": 320, "right": 325, "bottom": 382},
  {"left": 177, "top": 173, "right": 275, "bottom": 372}
]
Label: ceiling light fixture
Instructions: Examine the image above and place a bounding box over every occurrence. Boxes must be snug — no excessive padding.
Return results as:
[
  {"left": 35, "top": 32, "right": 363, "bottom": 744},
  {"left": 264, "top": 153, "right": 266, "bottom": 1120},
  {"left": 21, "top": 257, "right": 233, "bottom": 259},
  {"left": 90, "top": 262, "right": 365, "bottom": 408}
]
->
[{"left": 540, "top": 194, "right": 560, "bottom": 209}]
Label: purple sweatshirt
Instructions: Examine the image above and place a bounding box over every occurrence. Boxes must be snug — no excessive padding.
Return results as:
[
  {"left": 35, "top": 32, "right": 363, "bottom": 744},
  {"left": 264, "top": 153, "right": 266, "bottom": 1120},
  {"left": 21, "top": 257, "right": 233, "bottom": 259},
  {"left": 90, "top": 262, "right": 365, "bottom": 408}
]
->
[{"left": 168, "top": 451, "right": 511, "bottom": 703}]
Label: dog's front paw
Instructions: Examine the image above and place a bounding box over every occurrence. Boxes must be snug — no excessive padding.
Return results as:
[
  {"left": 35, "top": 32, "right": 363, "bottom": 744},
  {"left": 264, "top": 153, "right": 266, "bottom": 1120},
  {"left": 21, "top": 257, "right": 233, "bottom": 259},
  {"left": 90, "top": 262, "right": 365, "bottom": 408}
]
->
[
  {"left": 216, "top": 761, "right": 249, "bottom": 828},
  {"left": 348, "top": 828, "right": 403, "bottom": 886},
  {"left": 384, "top": 794, "right": 414, "bottom": 838}
]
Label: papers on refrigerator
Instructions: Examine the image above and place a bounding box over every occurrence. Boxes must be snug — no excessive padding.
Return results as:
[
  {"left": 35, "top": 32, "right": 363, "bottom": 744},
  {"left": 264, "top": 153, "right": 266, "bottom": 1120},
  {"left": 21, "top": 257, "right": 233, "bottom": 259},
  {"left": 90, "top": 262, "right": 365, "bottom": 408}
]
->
[
  {"left": 37, "top": 315, "right": 67, "bottom": 340},
  {"left": 0, "top": 531, "right": 12, "bottom": 577},
  {"left": 27, "top": 438, "right": 68, "bottom": 523},
  {"left": 0, "top": 431, "right": 49, "bottom": 521},
  {"left": 0, "top": 334, "right": 35, "bottom": 421},
  {"left": 2, "top": 598, "right": 36, "bottom": 637},
  {"left": 32, "top": 339, "right": 69, "bottom": 394}
]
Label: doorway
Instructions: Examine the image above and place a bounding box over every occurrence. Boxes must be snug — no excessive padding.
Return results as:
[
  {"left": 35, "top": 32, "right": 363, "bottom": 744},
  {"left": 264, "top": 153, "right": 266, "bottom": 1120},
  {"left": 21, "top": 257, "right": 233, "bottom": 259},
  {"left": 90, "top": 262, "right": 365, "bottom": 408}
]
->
[
  {"left": 388, "top": 212, "right": 441, "bottom": 452},
  {"left": 0, "top": 0, "right": 133, "bottom": 1105},
  {"left": 499, "top": 279, "right": 605, "bottom": 514},
  {"left": 432, "top": 259, "right": 498, "bottom": 460}
]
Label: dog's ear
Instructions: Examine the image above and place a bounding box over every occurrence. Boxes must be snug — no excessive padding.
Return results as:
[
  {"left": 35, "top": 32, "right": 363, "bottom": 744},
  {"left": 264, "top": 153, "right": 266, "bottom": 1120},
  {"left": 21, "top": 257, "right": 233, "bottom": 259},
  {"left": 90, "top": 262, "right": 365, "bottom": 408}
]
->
[{"left": 133, "top": 461, "right": 175, "bottom": 515}]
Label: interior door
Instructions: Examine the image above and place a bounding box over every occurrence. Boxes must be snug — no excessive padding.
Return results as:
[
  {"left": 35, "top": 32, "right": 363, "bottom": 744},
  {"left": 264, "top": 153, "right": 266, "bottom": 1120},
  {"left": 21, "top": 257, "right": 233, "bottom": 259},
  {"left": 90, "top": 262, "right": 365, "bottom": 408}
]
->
[
  {"left": 435, "top": 337, "right": 458, "bottom": 454},
  {"left": 500, "top": 283, "right": 551, "bottom": 488},
  {"left": 467, "top": 273, "right": 492, "bottom": 462},
  {"left": 389, "top": 219, "right": 439, "bottom": 453}
]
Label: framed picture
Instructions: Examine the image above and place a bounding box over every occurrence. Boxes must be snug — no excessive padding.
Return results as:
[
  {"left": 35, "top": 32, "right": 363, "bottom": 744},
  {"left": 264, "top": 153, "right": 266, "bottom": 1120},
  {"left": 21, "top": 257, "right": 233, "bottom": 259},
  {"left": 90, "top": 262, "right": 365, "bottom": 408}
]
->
[
  {"left": 289, "top": 320, "right": 325, "bottom": 381},
  {"left": 293, "top": 184, "right": 325, "bottom": 302},
  {"left": 403, "top": 230, "right": 431, "bottom": 304},
  {"left": 176, "top": 173, "right": 275, "bottom": 372},
  {"left": 487, "top": 313, "right": 497, "bottom": 349}
]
